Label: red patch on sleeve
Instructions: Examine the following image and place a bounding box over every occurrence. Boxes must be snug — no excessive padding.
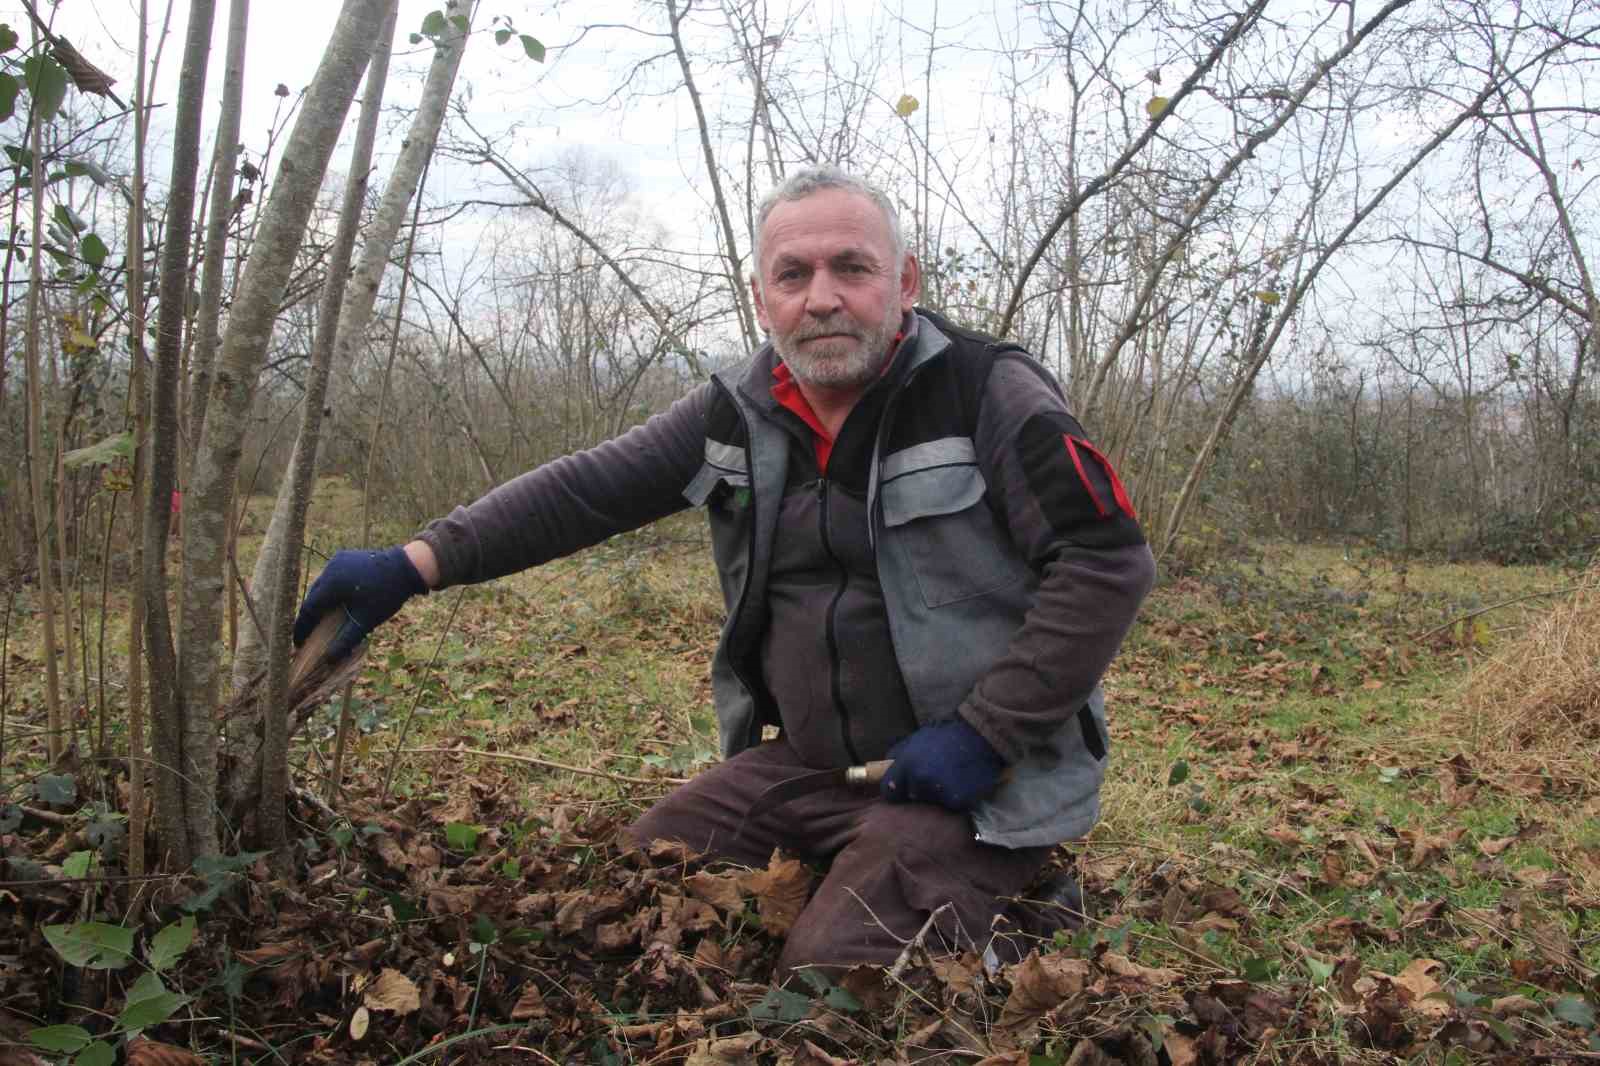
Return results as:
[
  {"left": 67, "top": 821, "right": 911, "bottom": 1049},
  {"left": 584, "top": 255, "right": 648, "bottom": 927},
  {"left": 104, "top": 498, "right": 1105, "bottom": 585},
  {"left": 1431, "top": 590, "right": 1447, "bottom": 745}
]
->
[{"left": 1062, "top": 435, "right": 1137, "bottom": 519}]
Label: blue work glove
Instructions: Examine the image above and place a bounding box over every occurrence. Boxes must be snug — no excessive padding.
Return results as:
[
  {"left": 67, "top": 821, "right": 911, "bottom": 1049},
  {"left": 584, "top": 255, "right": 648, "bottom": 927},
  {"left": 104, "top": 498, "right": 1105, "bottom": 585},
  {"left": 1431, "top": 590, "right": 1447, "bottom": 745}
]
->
[
  {"left": 293, "top": 546, "right": 427, "bottom": 663},
  {"left": 880, "top": 717, "right": 1005, "bottom": 812}
]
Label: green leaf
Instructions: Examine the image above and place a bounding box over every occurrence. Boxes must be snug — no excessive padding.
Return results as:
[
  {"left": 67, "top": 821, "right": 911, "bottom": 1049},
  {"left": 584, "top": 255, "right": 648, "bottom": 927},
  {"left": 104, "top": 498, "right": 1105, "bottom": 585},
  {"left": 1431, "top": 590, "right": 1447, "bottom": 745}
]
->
[
  {"left": 449, "top": 14, "right": 470, "bottom": 32},
  {"left": 75, "top": 1041, "right": 115, "bottom": 1066},
  {"left": 501, "top": 858, "right": 520, "bottom": 879},
  {"left": 64, "top": 432, "right": 132, "bottom": 468},
  {"left": 63, "top": 850, "right": 92, "bottom": 878},
  {"left": 894, "top": 93, "right": 919, "bottom": 117},
  {"left": 22, "top": 54, "right": 69, "bottom": 124},
  {"left": 80, "top": 232, "right": 108, "bottom": 268},
  {"left": 749, "top": 985, "right": 812, "bottom": 1023},
  {"left": 494, "top": 28, "right": 511, "bottom": 45},
  {"left": 54, "top": 203, "right": 87, "bottom": 234},
  {"left": 148, "top": 916, "right": 196, "bottom": 972},
  {"left": 1242, "top": 956, "right": 1278, "bottom": 982},
  {"left": 1167, "top": 760, "right": 1189, "bottom": 787},
  {"left": 1254, "top": 290, "right": 1281, "bottom": 306},
  {"left": 421, "top": 10, "right": 447, "bottom": 36},
  {"left": 519, "top": 35, "right": 545, "bottom": 62},
  {"left": 824, "top": 985, "right": 861, "bottom": 1012},
  {"left": 64, "top": 158, "right": 111, "bottom": 186},
  {"left": 0, "top": 23, "right": 18, "bottom": 53},
  {"left": 35, "top": 772, "right": 77, "bottom": 805},
  {"left": 1145, "top": 95, "right": 1170, "bottom": 118},
  {"left": 0, "top": 72, "right": 18, "bottom": 123},
  {"left": 119, "top": 970, "right": 190, "bottom": 1031},
  {"left": 471, "top": 913, "right": 498, "bottom": 944},
  {"left": 45, "top": 922, "right": 136, "bottom": 969},
  {"left": 1552, "top": 995, "right": 1597, "bottom": 1029},
  {"left": 29, "top": 1025, "right": 93, "bottom": 1053},
  {"left": 409, "top": 32, "right": 423, "bottom": 44},
  {"left": 1305, "top": 956, "right": 1336, "bottom": 983},
  {"left": 445, "top": 822, "right": 480, "bottom": 852}
]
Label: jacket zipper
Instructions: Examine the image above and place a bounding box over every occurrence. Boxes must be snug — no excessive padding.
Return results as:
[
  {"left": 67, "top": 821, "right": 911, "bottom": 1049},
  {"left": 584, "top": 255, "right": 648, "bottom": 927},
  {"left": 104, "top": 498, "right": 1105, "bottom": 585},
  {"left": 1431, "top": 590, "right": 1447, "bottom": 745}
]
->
[{"left": 816, "top": 477, "right": 862, "bottom": 764}]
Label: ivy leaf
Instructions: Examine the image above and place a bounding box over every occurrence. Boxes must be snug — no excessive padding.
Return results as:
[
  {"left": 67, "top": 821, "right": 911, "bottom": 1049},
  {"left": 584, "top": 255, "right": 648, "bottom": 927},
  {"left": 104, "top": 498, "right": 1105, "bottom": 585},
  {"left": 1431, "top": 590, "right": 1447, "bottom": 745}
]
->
[
  {"left": 75, "top": 1041, "right": 115, "bottom": 1066},
  {"left": 34, "top": 773, "right": 77, "bottom": 806},
  {"left": 54, "top": 203, "right": 87, "bottom": 234},
  {"left": 0, "top": 72, "right": 18, "bottom": 124},
  {"left": 449, "top": 14, "right": 469, "bottom": 33},
  {"left": 119, "top": 970, "right": 190, "bottom": 1031},
  {"left": 749, "top": 985, "right": 812, "bottom": 1023},
  {"left": 1167, "top": 760, "right": 1189, "bottom": 787},
  {"left": 62, "top": 850, "right": 92, "bottom": 878},
  {"left": 421, "top": 10, "right": 447, "bottom": 36},
  {"left": 0, "top": 23, "right": 18, "bottom": 53},
  {"left": 148, "top": 916, "right": 196, "bottom": 972},
  {"left": 29, "top": 1025, "right": 93, "bottom": 1053},
  {"left": 80, "top": 232, "right": 108, "bottom": 268},
  {"left": 519, "top": 35, "right": 545, "bottom": 62},
  {"left": 22, "top": 54, "right": 69, "bottom": 124},
  {"left": 409, "top": 32, "right": 423, "bottom": 44},
  {"left": 64, "top": 158, "right": 111, "bottom": 186},
  {"left": 894, "top": 93, "right": 919, "bottom": 117},
  {"left": 495, "top": 28, "right": 511, "bottom": 45},
  {"left": 445, "top": 822, "right": 480, "bottom": 852},
  {"left": 44, "top": 922, "right": 136, "bottom": 969},
  {"left": 1552, "top": 995, "right": 1597, "bottom": 1029},
  {"left": 64, "top": 432, "right": 131, "bottom": 469}
]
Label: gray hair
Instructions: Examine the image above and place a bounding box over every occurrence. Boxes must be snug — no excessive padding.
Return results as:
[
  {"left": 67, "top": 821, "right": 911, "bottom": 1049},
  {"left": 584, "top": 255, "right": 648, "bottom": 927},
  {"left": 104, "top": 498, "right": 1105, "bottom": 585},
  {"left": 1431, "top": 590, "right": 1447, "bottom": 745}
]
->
[{"left": 751, "top": 164, "right": 906, "bottom": 273}]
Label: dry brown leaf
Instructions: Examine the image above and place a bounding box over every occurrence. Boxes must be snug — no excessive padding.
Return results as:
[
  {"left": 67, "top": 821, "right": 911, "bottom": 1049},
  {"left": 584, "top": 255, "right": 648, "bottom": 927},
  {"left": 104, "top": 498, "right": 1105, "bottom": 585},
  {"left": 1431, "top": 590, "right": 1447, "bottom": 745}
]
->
[
  {"left": 740, "top": 850, "right": 813, "bottom": 936},
  {"left": 684, "top": 870, "right": 745, "bottom": 913},
  {"left": 997, "top": 951, "right": 1091, "bottom": 1047},
  {"left": 1101, "top": 952, "right": 1182, "bottom": 986},
  {"left": 511, "top": 983, "right": 548, "bottom": 1020},
  {"left": 362, "top": 968, "right": 421, "bottom": 1015},
  {"left": 1390, "top": 959, "right": 1449, "bottom": 1018},
  {"left": 973, "top": 1054, "right": 1030, "bottom": 1066},
  {"left": 1163, "top": 1030, "right": 1200, "bottom": 1066},
  {"left": 1489, "top": 994, "right": 1540, "bottom": 1017},
  {"left": 685, "top": 1034, "right": 763, "bottom": 1063},
  {"left": 693, "top": 938, "right": 728, "bottom": 971},
  {"left": 1320, "top": 848, "right": 1347, "bottom": 886},
  {"left": 125, "top": 1042, "right": 207, "bottom": 1066},
  {"left": 234, "top": 940, "right": 305, "bottom": 966},
  {"left": 1477, "top": 836, "right": 1516, "bottom": 857},
  {"left": 790, "top": 1039, "right": 856, "bottom": 1065}
]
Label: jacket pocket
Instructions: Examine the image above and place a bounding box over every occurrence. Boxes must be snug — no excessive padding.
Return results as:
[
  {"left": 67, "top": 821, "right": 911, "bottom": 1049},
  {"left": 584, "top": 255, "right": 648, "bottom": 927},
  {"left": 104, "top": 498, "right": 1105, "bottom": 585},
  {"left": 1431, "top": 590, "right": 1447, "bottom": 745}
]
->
[
  {"left": 879, "top": 439, "right": 1028, "bottom": 608},
  {"left": 683, "top": 438, "right": 751, "bottom": 510}
]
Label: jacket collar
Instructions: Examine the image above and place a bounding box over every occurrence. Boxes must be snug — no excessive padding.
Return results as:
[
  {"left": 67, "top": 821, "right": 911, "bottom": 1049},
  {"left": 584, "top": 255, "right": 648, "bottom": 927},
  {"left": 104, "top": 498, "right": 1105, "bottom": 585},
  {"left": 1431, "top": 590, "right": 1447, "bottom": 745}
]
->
[{"left": 728, "top": 310, "right": 950, "bottom": 413}]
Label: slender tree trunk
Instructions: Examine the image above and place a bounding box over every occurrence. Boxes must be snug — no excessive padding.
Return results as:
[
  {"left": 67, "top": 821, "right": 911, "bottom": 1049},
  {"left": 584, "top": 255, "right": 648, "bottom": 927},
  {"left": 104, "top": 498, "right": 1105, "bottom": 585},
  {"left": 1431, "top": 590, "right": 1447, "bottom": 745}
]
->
[
  {"left": 237, "top": 0, "right": 401, "bottom": 845},
  {"left": 188, "top": 0, "right": 251, "bottom": 461},
  {"left": 126, "top": 0, "right": 152, "bottom": 880},
  {"left": 180, "top": 0, "right": 389, "bottom": 850},
  {"left": 24, "top": 99, "right": 65, "bottom": 766},
  {"left": 143, "top": 0, "right": 219, "bottom": 869}
]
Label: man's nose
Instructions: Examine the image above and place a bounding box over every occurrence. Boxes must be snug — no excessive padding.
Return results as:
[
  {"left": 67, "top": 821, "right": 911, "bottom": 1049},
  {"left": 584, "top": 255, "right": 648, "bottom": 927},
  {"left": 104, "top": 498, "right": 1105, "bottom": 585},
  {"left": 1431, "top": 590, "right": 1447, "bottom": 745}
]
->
[{"left": 803, "top": 270, "right": 843, "bottom": 315}]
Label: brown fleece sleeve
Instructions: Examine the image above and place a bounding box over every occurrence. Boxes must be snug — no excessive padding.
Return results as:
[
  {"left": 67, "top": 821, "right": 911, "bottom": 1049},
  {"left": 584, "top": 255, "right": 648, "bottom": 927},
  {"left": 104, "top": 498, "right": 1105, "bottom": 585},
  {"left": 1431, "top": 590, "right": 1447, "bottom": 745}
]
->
[
  {"left": 416, "top": 382, "right": 716, "bottom": 588},
  {"left": 956, "top": 357, "right": 1156, "bottom": 762}
]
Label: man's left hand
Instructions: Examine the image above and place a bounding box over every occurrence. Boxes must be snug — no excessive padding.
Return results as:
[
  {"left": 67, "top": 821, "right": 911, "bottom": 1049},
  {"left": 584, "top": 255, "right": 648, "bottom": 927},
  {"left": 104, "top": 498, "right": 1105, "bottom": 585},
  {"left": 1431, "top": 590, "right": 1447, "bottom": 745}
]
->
[{"left": 880, "top": 718, "right": 1005, "bottom": 812}]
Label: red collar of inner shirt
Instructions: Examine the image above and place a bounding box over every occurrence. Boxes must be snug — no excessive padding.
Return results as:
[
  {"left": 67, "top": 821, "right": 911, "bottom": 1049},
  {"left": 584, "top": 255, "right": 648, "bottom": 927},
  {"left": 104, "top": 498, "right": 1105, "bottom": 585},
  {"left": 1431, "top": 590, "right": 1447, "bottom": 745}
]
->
[{"left": 771, "top": 329, "right": 905, "bottom": 473}]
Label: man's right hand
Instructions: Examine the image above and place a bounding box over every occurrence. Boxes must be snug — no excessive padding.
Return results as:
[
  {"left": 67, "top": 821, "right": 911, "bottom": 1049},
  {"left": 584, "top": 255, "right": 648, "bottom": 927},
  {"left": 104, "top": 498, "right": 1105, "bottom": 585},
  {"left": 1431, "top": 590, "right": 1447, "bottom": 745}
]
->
[{"left": 293, "top": 546, "right": 430, "bottom": 663}]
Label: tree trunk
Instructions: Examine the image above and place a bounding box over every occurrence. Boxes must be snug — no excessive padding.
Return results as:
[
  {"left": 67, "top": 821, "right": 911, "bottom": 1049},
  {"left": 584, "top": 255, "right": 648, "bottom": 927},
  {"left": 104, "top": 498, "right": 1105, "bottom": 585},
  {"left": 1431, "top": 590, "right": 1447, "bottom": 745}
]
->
[
  {"left": 187, "top": 0, "right": 251, "bottom": 462},
  {"left": 227, "top": 0, "right": 402, "bottom": 843},
  {"left": 142, "top": 0, "right": 219, "bottom": 869},
  {"left": 178, "top": 0, "right": 389, "bottom": 854},
  {"left": 126, "top": 0, "right": 152, "bottom": 880},
  {"left": 232, "top": 0, "right": 455, "bottom": 695}
]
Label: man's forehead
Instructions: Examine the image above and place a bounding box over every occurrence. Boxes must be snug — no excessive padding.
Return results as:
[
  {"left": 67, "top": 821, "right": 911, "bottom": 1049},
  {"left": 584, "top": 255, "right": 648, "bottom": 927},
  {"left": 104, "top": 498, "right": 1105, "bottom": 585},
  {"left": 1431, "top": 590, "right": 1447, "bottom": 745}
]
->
[{"left": 759, "top": 189, "right": 894, "bottom": 261}]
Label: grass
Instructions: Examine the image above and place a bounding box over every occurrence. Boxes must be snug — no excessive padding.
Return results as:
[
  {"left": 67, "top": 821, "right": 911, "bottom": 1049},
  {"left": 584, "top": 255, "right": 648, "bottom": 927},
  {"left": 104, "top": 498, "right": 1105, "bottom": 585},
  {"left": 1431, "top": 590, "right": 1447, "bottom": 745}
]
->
[{"left": 4, "top": 475, "right": 1598, "bottom": 1062}]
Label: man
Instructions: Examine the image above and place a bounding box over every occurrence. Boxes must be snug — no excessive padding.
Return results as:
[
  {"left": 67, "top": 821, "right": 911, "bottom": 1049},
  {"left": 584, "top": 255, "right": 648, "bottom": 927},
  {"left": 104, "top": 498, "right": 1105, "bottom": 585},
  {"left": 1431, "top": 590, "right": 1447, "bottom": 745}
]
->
[{"left": 295, "top": 165, "right": 1155, "bottom": 974}]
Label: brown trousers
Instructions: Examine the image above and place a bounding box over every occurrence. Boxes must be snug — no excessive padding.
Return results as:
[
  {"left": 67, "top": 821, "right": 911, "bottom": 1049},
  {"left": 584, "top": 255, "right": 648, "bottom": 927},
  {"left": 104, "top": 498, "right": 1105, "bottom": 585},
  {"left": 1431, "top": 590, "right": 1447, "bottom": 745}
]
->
[{"left": 627, "top": 740, "right": 1053, "bottom": 975}]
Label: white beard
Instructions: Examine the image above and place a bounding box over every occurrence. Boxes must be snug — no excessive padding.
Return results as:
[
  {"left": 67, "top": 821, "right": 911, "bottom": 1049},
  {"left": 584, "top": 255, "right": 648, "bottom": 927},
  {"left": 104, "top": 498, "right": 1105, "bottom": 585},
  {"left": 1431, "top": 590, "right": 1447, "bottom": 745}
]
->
[{"left": 772, "top": 302, "right": 903, "bottom": 390}]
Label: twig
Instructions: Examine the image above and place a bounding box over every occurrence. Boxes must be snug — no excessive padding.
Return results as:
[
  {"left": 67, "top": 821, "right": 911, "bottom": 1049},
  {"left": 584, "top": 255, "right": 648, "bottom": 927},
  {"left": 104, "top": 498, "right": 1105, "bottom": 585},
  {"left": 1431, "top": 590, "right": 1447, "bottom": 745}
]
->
[
  {"left": 402, "top": 747, "right": 688, "bottom": 787},
  {"left": 1413, "top": 584, "right": 1588, "bottom": 642},
  {"left": 380, "top": 589, "right": 467, "bottom": 805},
  {"left": 888, "top": 901, "right": 953, "bottom": 982}
]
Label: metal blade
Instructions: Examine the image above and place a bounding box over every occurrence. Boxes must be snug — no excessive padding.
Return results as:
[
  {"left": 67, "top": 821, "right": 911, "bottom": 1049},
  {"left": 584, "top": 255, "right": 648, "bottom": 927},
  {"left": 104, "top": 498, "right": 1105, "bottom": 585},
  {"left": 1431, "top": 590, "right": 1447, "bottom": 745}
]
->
[{"left": 736, "top": 760, "right": 893, "bottom": 840}]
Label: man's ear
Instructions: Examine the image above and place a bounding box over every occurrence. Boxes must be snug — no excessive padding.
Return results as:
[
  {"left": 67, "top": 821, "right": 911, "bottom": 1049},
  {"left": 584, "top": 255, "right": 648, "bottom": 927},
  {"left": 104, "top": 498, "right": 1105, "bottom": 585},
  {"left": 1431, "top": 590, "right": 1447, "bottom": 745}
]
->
[
  {"left": 750, "top": 273, "right": 771, "bottom": 332},
  {"left": 899, "top": 254, "right": 921, "bottom": 311}
]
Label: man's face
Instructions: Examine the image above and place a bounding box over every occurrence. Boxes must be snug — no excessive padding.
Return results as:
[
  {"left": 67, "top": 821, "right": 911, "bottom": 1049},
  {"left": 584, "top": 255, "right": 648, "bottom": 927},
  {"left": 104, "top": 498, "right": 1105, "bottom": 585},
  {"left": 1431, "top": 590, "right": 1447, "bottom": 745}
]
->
[{"left": 751, "top": 188, "right": 920, "bottom": 392}]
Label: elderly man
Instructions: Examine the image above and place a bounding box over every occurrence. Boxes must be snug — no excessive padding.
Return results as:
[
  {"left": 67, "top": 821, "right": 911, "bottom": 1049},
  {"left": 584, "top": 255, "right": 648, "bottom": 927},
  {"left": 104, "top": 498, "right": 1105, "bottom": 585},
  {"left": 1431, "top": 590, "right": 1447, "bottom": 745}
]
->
[{"left": 295, "top": 165, "right": 1155, "bottom": 974}]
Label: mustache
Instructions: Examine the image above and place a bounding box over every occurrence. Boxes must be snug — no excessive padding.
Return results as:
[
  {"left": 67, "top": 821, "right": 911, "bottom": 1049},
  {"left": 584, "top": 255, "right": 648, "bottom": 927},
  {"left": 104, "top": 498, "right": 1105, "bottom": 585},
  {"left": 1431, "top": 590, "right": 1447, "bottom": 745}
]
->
[{"left": 794, "top": 316, "right": 863, "bottom": 342}]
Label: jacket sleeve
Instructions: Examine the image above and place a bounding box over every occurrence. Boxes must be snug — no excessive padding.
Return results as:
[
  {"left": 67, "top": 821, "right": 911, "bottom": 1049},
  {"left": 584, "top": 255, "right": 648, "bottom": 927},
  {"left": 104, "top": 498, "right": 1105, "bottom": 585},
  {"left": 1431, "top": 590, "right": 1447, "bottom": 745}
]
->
[
  {"left": 416, "top": 381, "right": 716, "bottom": 588},
  {"left": 955, "top": 356, "right": 1156, "bottom": 762}
]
